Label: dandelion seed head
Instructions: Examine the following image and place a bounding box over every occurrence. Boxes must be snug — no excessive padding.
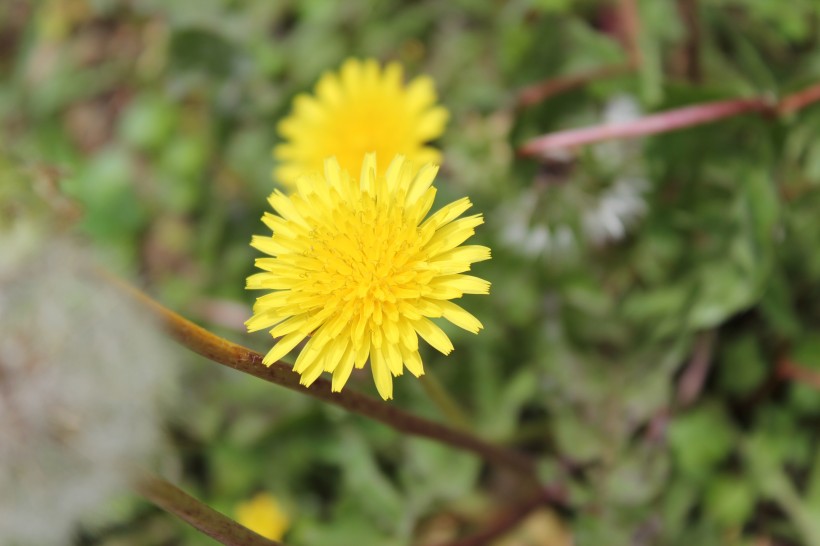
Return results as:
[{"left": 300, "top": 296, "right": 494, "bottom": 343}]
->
[{"left": 0, "top": 235, "right": 176, "bottom": 546}]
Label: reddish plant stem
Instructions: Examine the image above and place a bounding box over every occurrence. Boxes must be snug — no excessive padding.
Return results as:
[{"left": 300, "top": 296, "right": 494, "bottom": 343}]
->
[
  {"left": 518, "top": 81, "right": 820, "bottom": 158},
  {"left": 517, "top": 63, "right": 633, "bottom": 108},
  {"left": 778, "top": 83, "right": 820, "bottom": 115},
  {"left": 519, "top": 98, "right": 770, "bottom": 157},
  {"left": 778, "top": 358, "right": 820, "bottom": 390},
  {"left": 517, "top": 0, "right": 642, "bottom": 108}
]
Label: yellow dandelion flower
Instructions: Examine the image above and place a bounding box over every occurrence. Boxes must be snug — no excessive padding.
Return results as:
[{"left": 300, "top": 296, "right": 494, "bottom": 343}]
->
[
  {"left": 273, "top": 58, "right": 449, "bottom": 188},
  {"left": 246, "top": 153, "right": 491, "bottom": 400},
  {"left": 235, "top": 492, "right": 290, "bottom": 541}
]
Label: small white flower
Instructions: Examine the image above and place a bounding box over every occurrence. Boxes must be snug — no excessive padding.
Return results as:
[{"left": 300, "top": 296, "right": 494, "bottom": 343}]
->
[
  {"left": 500, "top": 93, "right": 649, "bottom": 255},
  {"left": 582, "top": 176, "right": 649, "bottom": 245}
]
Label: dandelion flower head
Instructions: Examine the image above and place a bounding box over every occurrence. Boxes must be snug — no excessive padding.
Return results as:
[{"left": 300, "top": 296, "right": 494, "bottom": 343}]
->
[
  {"left": 246, "top": 154, "right": 490, "bottom": 400},
  {"left": 273, "top": 58, "right": 449, "bottom": 188}
]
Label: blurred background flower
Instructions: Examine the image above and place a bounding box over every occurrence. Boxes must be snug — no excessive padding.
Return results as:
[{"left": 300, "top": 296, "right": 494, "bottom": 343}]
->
[
  {"left": 235, "top": 492, "right": 291, "bottom": 542},
  {"left": 0, "top": 165, "right": 177, "bottom": 545},
  {"left": 273, "top": 57, "right": 448, "bottom": 187}
]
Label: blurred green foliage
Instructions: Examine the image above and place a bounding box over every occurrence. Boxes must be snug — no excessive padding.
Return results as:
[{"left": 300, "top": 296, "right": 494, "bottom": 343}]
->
[{"left": 3, "top": 0, "right": 820, "bottom": 544}]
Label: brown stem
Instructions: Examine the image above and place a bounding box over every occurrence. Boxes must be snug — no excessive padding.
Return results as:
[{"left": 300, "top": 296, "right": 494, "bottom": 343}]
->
[
  {"left": 433, "top": 488, "right": 560, "bottom": 546},
  {"left": 136, "top": 474, "right": 282, "bottom": 546},
  {"left": 110, "top": 276, "right": 538, "bottom": 479}
]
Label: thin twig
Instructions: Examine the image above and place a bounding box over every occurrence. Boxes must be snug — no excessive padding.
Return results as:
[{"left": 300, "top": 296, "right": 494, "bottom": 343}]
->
[
  {"left": 675, "top": 0, "right": 701, "bottom": 81},
  {"left": 518, "top": 82, "right": 820, "bottom": 158},
  {"left": 517, "top": 63, "right": 633, "bottom": 108},
  {"left": 616, "top": 0, "right": 642, "bottom": 68},
  {"left": 676, "top": 330, "right": 717, "bottom": 407},
  {"left": 777, "top": 358, "right": 820, "bottom": 390},
  {"left": 777, "top": 82, "right": 820, "bottom": 115},
  {"left": 519, "top": 98, "right": 770, "bottom": 157},
  {"left": 136, "top": 474, "right": 282, "bottom": 546},
  {"left": 433, "top": 488, "right": 561, "bottom": 546},
  {"left": 516, "top": 0, "right": 642, "bottom": 108},
  {"left": 109, "top": 275, "right": 539, "bottom": 479}
]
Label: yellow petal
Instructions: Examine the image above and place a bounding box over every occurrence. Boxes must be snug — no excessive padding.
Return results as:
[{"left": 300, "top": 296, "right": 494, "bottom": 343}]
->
[
  {"left": 354, "top": 334, "right": 371, "bottom": 369},
  {"left": 412, "top": 317, "right": 454, "bottom": 355},
  {"left": 293, "top": 336, "right": 321, "bottom": 374},
  {"left": 371, "top": 325, "right": 383, "bottom": 348},
  {"left": 398, "top": 319, "right": 418, "bottom": 351},
  {"left": 245, "top": 309, "right": 286, "bottom": 333},
  {"left": 359, "top": 152, "right": 377, "bottom": 193},
  {"left": 423, "top": 214, "right": 484, "bottom": 256},
  {"left": 431, "top": 245, "right": 491, "bottom": 267},
  {"left": 331, "top": 343, "right": 356, "bottom": 392},
  {"left": 251, "top": 235, "right": 293, "bottom": 257},
  {"left": 383, "top": 342, "right": 403, "bottom": 376},
  {"left": 371, "top": 348, "right": 393, "bottom": 399},
  {"left": 268, "top": 191, "right": 311, "bottom": 230},
  {"left": 316, "top": 72, "right": 343, "bottom": 106},
  {"left": 269, "top": 313, "right": 312, "bottom": 338},
  {"left": 405, "top": 76, "right": 437, "bottom": 111},
  {"left": 406, "top": 164, "right": 439, "bottom": 205},
  {"left": 299, "top": 356, "right": 325, "bottom": 387},
  {"left": 320, "top": 334, "right": 349, "bottom": 372},
  {"left": 437, "top": 300, "right": 483, "bottom": 334},
  {"left": 416, "top": 107, "right": 449, "bottom": 140},
  {"left": 421, "top": 197, "right": 472, "bottom": 231},
  {"left": 262, "top": 331, "right": 308, "bottom": 365},
  {"left": 399, "top": 344, "right": 424, "bottom": 377},
  {"left": 383, "top": 318, "right": 400, "bottom": 344},
  {"left": 429, "top": 274, "right": 491, "bottom": 296}
]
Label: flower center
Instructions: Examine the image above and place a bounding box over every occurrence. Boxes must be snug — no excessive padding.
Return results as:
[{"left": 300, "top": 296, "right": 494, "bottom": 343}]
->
[{"left": 309, "top": 195, "right": 426, "bottom": 312}]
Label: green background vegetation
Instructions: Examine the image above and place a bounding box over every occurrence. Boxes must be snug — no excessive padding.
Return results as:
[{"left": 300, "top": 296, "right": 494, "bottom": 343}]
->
[{"left": 3, "top": 0, "right": 820, "bottom": 544}]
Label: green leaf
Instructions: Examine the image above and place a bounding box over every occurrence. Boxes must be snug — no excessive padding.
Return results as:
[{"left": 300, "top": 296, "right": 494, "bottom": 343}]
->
[
  {"left": 119, "top": 95, "right": 178, "bottom": 151},
  {"left": 687, "top": 263, "right": 757, "bottom": 329},
  {"left": 717, "top": 334, "right": 768, "bottom": 396},
  {"left": 668, "top": 404, "right": 735, "bottom": 480},
  {"left": 704, "top": 474, "right": 756, "bottom": 526}
]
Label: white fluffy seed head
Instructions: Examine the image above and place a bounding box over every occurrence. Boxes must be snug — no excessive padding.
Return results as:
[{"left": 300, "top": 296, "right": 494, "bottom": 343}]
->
[{"left": 0, "top": 233, "right": 177, "bottom": 546}]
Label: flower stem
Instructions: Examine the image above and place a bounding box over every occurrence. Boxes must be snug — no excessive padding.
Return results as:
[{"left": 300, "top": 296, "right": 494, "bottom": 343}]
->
[
  {"left": 135, "top": 474, "right": 282, "bottom": 546},
  {"left": 419, "top": 372, "right": 472, "bottom": 431},
  {"left": 109, "top": 275, "right": 539, "bottom": 479}
]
